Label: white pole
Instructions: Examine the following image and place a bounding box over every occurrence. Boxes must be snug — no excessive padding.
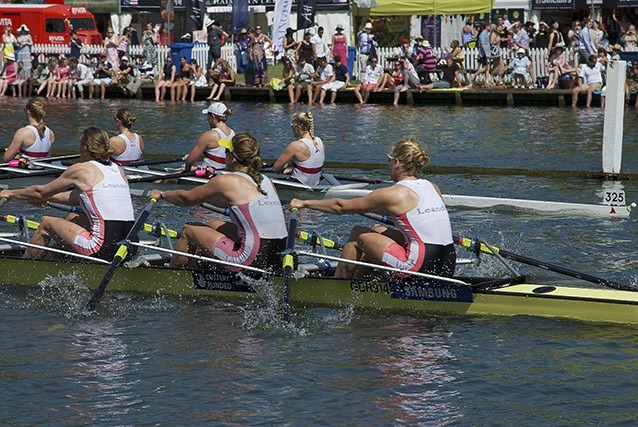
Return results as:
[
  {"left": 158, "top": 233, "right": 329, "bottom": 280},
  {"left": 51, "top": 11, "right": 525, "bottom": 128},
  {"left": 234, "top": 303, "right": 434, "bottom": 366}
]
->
[{"left": 602, "top": 60, "right": 627, "bottom": 175}]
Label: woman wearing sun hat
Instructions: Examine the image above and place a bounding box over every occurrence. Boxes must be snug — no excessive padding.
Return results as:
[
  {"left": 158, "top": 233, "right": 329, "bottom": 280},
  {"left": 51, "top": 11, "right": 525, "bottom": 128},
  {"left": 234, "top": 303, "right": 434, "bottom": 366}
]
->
[
  {"left": 16, "top": 24, "right": 32, "bottom": 78},
  {"left": 0, "top": 52, "right": 18, "bottom": 96},
  {"left": 150, "top": 133, "right": 287, "bottom": 271},
  {"left": 331, "top": 24, "right": 348, "bottom": 65},
  {"left": 2, "top": 26, "right": 16, "bottom": 64}
]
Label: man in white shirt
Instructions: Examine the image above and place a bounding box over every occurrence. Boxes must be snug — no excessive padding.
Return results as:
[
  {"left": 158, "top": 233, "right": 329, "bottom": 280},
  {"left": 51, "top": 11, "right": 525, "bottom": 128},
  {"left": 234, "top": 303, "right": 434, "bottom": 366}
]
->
[
  {"left": 67, "top": 57, "right": 93, "bottom": 99},
  {"left": 354, "top": 56, "right": 383, "bottom": 104},
  {"left": 356, "top": 22, "right": 376, "bottom": 80},
  {"left": 572, "top": 54, "right": 605, "bottom": 107},
  {"left": 293, "top": 57, "right": 316, "bottom": 105},
  {"left": 310, "top": 57, "right": 333, "bottom": 104},
  {"left": 125, "top": 54, "right": 155, "bottom": 97},
  {"left": 310, "top": 27, "right": 326, "bottom": 68}
]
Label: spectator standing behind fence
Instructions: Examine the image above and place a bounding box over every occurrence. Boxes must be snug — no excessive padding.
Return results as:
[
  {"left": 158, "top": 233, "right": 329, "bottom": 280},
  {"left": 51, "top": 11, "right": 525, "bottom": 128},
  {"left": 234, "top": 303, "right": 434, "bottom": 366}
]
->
[
  {"left": 311, "top": 27, "right": 326, "bottom": 68},
  {"left": 125, "top": 55, "right": 154, "bottom": 98},
  {"left": 621, "top": 25, "right": 638, "bottom": 51},
  {"left": 69, "top": 30, "right": 83, "bottom": 59},
  {"left": 332, "top": 24, "right": 348, "bottom": 66},
  {"left": 578, "top": 19, "right": 597, "bottom": 63},
  {"left": 105, "top": 29, "right": 120, "bottom": 68},
  {"left": 461, "top": 19, "right": 476, "bottom": 48},
  {"left": 547, "top": 21, "right": 565, "bottom": 54},
  {"left": 142, "top": 24, "right": 158, "bottom": 67},
  {"left": 471, "top": 22, "right": 492, "bottom": 87},
  {"left": 3, "top": 26, "right": 16, "bottom": 65},
  {"left": 283, "top": 28, "right": 297, "bottom": 67},
  {"left": 16, "top": 25, "right": 32, "bottom": 78},
  {"left": 296, "top": 32, "right": 314, "bottom": 67},
  {"left": 235, "top": 29, "right": 250, "bottom": 73},
  {"left": 250, "top": 25, "right": 272, "bottom": 88},
  {"left": 205, "top": 18, "right": 228, "bottom": 71},
  {"left": 67, "top": 57, "right": 93, "bottom": 99},
  {"left": 490, "top": 24, "right": 505, "bottom": 85},
  {"left": 357, "top": 23, "right": 376, "bottom": 80},
  {"left": 117, "top": 27, "right": 131, "bottom": 60}
]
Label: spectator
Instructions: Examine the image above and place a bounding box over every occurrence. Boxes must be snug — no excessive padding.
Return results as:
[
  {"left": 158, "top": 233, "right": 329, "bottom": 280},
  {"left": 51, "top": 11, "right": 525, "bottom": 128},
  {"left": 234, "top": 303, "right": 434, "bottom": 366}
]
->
[
  {"left": 188, "top": 58, "right": 206, "bottom": 102},
  {"left": 319, "top": 55, "right": 349, "bottom": 104},
  {"left": 399, "top": 38, "right": 411, "bottom": 58},
  {"left": 310, "top": 57, "right": 333, "bottom": 104},
  {"left": 89, "top": 53, "right": 114, "bottom": 100},
  {"left": 250, "top": 24, "right": 272, "bottom": 88},
  {"left": 490, "top": 24, "right": 505, "bottom": 85},
  {"left": 16, "top": 24, "right": 32, "bottom": 78},
  {"left": 534, "top": 22, "right": 549, "bottom": 49},
  {"left": 461, "top": 19, "right": 477, "bottom": 48},
  {"left": 496, "top": 16, "right": 512, "bottom": 48},
  {"left": 568, "top": 20, "right": 581, "bottom": 65},
  {"left": 11, "top": 61, "right": 26, "bottom": 97},
  {"left": 578, "top": 19, "right": 597, "bottom": 63},
  {"left": 69, "top": 30, "right": 83, "bottom": 59},
  {"left": 393, "top": 56, "right": 419, "bottom": 105},
  {"left": 332, "top": 24, "right": 348, "bottom": 66},
  {"left": 545, "top": 46, "right": 575, "bottom": 90},
  {"left": 114, "top": 56, "right": 135, "bottom": 94},
  {"left": 142, "top": 23, "right": 158, "bottom": 67},
  {"left": 208, "top": 60, "right": 234, "bottom": 102},
  {"left": 292, "top": 57, "right": 315, "bottom": 105},
  {"left": 54, "top": 57, "right": 69, "bottom": 98},
  {"left": 547, "top": 21, "right": 565, "bottom": 53},
  {"left": 105, "top": 28, "right": 120, "bottom": 68},
  {"left": 512, "top": 22, "right": 530, "bottom": 53},
  {"left": 283, "top": 27, "right": 297, "bottom": 67},
  {"left": 356, "top": 22, "right": 376, "bottom": 80},
  {"left": 418, "top": 56, "right": 463, "bottom": 91},
  {"left": 376, "top": 60, "right": 404, "bottom": 92},
  {"left": 0, "top": 53, "right": 17, "bottom": 96},
  {"left": 36, "top": 58, "right": 57, "bottom": 97},
  {"left": 125, "top": 54, "right": 154, "bottom": 98},
  {"left": 117, "top": 27, "right": 132, "bottom": 60},
  {"left": 171, "top": 55, "right": 190, "bottom": 101},
  {"left": 625, "top": 61, "right": 638, "bottom": 107},
  {"left": 471, "top": 22, "right": 492, "bottom": 86},
  {"left": 280, "top": 57, "right": 297, "bottom": 104},
  {"left": 509, "top": 47, "right": 532, "bottom": 89},
  {"left": 412, "top": 36, "right": 437, "bottom": 72},
  {"left": 621, "top": 25, "right": 638, "bottom": 51},
  {"left": 2, "top": 26, "right": 16, "bottom": 64},
  {"left": 296, "top": 31, "right": 314, "bottom": 66},
  {"left": 155, "top": 56, "right": 176, "bottom": 101},
  {"left": 26, "top": 61, "right": 49, "bottom": 97},
  {"left": 354, "top": 56, "right": 383, "bottom": 104},
  {"left": 67, "top": 57, "right": 93, "bottom": 99},
  {"left": 310, "top": 26, "right": 326, "bottom": 68},
  {"left": 572, "top": 54, "right": 604, "bottom": 107},
  {"left": 205, "top": 18, "right": 228, "bottom": 71}
]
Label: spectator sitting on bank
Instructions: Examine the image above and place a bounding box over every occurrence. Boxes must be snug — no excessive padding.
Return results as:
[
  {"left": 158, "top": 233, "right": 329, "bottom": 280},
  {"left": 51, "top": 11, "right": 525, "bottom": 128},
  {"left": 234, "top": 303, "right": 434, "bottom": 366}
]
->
[
  {"left": 188, "top": 58, "right": 207, "bottom": 102},
  {"left": 207, "top": 59, "right": 234, "bottom": 102},
  {"left": 114, "top": 55, "right": 134, "bottom": 94},
  {"left": 155, "top": 56, "right": 176, "bottom": 102},
  {"left": 26, "top": 60, "right": 48, "bottom": 97},
  {"left": 509, "top": 48, "right": 532, "bottom": 89},
  {"left": 280, "top": 57, "right": 297, "bottom": 104},
  {"left": 393, "top": 56, "right": 420, "bottom": 105},
  {"left": 125, "top": 54, "right": 154, "bottom": 98},
  {"left": 376, "top": 59, "right": 404, "bottom": 92},
  {"left": 310, "top": 57, "right": 333, "bottom": 104},
  {"left": 0, "top": 53, "right": 18, "bottom": 97},
  {"left": 35, "top": 58, "right": 56, "bottom": 97},
  {"left": 172, "top": 55, "right": 191, "bottom": 101},
  {"left": 54, "top": 57, "right": 70, "bottom": 98},
  {"left": 11, "top": 61, "right": 27, "bottom": 97},
  {"left": 571, "top": 54, "right": 604, "bottom": 107},
  {"left": 418, "top": 56, "right": 463, "bottom": 91},
  {"left": 545, "top": 46, "right": 575, "bottom": 90},
  {"left": 89, "top": 53, "right": 114, "bottom": 100},
  {"left": 318, "top": 55, "right": 349, "bottom": 104},
  {"left": 67, "top": 57, "right": 93, "bottom": 99},
  {"left": 292, "top": 57, "right": 315, "bottom": 105},
  {"left": 354, "top": 56, "right": 383, "bottom": 104}
]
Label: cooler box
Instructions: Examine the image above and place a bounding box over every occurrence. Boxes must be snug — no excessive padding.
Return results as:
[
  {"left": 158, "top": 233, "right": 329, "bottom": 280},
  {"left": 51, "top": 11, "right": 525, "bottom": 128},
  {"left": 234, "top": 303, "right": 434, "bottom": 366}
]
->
[{"left": 170, "top": 43, "right": 195, "bottom": 64}]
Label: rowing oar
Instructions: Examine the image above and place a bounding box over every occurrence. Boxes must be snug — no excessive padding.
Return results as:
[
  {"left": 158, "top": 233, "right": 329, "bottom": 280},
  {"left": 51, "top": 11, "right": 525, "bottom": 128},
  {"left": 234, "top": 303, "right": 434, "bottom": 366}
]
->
[
  {"left": 85, "top": 197, "right": 158, "bottom": 310},
  {"left": 0, "top": 153, "right": 81, "bottom": 168},
  {"left": 455, "top": 236, "right": 636, "bottom": 292},
  {"left": 282, "top": 208, "right": 298, "bottom": 321},
  {"left": 126, "top": 168, "right": 215, "bottom": 184},
  {"left": 327, "top": 175, "right": 392, "bottom": 185},
  {"left": 46, "top": 202, "right": 179, "bottom": 238},
  {"left": 123, "top": 157, "right": 184, "bottom": 167}
]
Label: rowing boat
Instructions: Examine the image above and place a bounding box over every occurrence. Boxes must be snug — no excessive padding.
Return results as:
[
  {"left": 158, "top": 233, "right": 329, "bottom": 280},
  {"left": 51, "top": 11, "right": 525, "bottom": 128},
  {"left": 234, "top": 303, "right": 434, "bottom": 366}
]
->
[{"left": 0, "top": 243, "right": 636, "bottom": 324}]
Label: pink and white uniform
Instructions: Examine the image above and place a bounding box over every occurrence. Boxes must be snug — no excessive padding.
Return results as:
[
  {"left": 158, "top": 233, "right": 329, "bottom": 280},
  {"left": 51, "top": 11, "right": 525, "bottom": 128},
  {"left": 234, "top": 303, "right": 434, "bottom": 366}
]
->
[
  {"left": 203, "top": 127, "right": 235, "bottom": 170},
  {"left": 291, "top": 136, "right": 325, "bottom": 186},
  {"left": 20, "top": 125, "right": 53, "bottom": 161},
  {"left": 214, "top": 173, "right": 287, "bottom": 271},
  {"left": 110, "top": 132, "right": 143, "bottom": 165},
  {"left": 382, "top": 179, "right": 456, "bottom": 277},
  {"left": 74, "top": 161, "right": 135, "bottom": 259}
]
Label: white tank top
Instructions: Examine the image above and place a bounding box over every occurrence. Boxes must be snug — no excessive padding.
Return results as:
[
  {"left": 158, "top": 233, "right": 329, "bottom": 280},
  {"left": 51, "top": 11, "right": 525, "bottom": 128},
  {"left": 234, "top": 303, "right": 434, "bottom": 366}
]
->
[
  {"left": 20, "top": 125, "right": 52, "bottom": 161},
  {"left": 393, "top": 179, "right": 453, "bottom": 245},
  {"left": 291, "top": 136, "right": 325, "bottom": 186},
  {"left": 78, "top": 161, "right": 135, "bottom": 224},
  {"left": 229, "top": 172, "right": 288, "bottom": 240},
  {"left": 203, "top": 127, "right": 235, "bottom": 170},
  {"left": 110, "top": 132, "right": 143, "bottom": 164}
]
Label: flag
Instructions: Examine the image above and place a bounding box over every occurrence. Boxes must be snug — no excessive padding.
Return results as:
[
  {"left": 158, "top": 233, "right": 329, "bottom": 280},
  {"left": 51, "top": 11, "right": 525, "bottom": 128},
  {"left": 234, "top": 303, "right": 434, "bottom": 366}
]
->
[
  {"left": 296, "top": 0, "right": 316, "bottom": 31},
  {"left": 184, "top": 0, "right": 205, "bottom": 35},
  {"left": 232, "top": 0, "right": 249, "bottom": 34},
  {"left": 272, "top": 0, "right": 293, "bottom": 60}
]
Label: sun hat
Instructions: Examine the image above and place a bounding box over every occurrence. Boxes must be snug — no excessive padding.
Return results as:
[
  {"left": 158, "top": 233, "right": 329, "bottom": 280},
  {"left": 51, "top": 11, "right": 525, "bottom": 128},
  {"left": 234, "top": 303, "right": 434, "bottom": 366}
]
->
[
  {"left": 17, "top": 24, "right": 29, "bottom": 33},
  {"left": 611, "top": 44, "right": 623, "bottom": 51},
  {"left": 423, "top": 40, "right": 431, "bottom": 47},
  {"left": 415, "top": 34, "right": 424, "bottom": 40},
  {"left": 4, "top": 52, "right": 15, "bottom": 61},
  {"left": 202, "top": 102, "right": 228, "bottom": 117},
  {"left": 204, "top": 16, "right": 215, "bottom": 27},
  {"left": 364, "top": 22, "right": 373, "bottom": 30},
  {"left": 517, "top": 47, "right": 526, "bottom": 55},
  {"left": 121, "top": 56, "right": 129, "bottom": 61},
  {"left": 336, "top": 24, "right": 344, "bottom": 31}
]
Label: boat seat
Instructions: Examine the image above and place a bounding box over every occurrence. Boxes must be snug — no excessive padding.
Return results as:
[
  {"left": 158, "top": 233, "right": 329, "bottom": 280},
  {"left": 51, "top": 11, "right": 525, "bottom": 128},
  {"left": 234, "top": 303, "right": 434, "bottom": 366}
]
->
[{"left": 124, "top": 252, "right": 172, "bottom": 268}]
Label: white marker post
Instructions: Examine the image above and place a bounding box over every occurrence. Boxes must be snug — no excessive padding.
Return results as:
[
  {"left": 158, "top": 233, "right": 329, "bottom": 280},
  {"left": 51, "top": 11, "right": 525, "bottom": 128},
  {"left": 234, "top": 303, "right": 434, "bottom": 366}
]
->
[{"left": 602, "top": 60, "right": 627, "bottom": 175}]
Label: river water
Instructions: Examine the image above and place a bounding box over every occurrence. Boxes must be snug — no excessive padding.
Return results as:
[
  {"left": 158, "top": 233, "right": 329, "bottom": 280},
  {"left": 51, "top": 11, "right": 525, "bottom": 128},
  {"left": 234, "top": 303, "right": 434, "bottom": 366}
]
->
[{"left": 1, "top": 98, "right": 637, "bottom": 426}]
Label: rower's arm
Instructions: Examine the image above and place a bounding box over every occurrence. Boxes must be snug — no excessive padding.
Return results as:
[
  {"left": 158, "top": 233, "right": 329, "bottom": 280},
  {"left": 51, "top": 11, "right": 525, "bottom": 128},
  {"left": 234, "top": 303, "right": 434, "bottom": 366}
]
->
[
  {"left": 273, "top": 141, "right": 301, "bottom": 174},
  {"left": 184, "top": 132, "right": 214, "bottom": 170},
  {"left": 0, "top": 164, "right": 85, "bottom": 204},
  {"left": 4, "top": 128, "right": 30, "bottom": 162},
  {"left": 291, "top": 186, "right": 400, "bottom": 216}
]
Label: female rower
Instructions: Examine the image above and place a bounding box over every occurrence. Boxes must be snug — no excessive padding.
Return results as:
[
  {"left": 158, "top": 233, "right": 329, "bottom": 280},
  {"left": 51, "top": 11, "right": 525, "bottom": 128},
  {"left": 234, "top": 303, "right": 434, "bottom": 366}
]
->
[
  {"left": 0, "top": 127, "right": 135, "bottom": 261},
  {"left": 273, "top": 112, "right": 325, "bottom": 186},
  {"left": 290, "top": 138, "right": 456, "bottom": 279},
  {"left": 183, "top": 102, "right": 234, "bottom": 171},
  {"left": 109, "top": 108, "right": 144, "bottom": 165},
  {"left": 150, "top": 133, "right": 287, "bottom": 271},
  {"left": 4, "top": 98, "right": 55, "bottom": 166}
]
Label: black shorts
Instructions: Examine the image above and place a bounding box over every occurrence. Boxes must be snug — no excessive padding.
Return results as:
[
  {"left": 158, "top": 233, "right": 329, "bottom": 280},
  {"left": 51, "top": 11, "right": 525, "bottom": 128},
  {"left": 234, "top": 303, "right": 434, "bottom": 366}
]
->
[
  {"left": 478, "top": 56, "right": 488, "bottom": 66},
  {"left": 420, "top": 243, "right": 457, "bottom": 277},
  {"left": 253, "top": 237, "right": 287, "bottom": 272}
]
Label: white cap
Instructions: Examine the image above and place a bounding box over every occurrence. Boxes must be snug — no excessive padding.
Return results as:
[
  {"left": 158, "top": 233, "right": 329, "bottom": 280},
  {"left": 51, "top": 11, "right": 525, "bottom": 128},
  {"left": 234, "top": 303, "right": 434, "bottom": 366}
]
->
[
  {"left": 517, "top": 47, "right": 526, "bottom": 55},
  {"left": 202, "top": 102, "right": 227, "bottom": 116},
  {"left": 121, "top": 56, "right": 129, "bottom": 61},
  {"left": 364, "top": 22, "right": 373, "bottom": 29}
]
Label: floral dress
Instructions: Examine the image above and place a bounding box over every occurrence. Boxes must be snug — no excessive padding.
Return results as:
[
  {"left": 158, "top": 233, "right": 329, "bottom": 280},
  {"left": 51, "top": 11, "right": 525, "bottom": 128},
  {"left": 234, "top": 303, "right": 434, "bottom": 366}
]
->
[
  {"left": 251, "top": 35, "right": 268, "bottom": 87},
  {"left": 143, "top": 31, "right": 158, "bottom": 66},
  {"left": 17, "top": 34, "right": 32, "bottom": 77}
]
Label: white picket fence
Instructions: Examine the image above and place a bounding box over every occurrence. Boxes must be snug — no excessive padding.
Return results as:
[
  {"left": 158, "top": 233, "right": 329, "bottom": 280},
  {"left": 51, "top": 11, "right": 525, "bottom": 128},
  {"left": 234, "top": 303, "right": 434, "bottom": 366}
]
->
[
  {"left": 32, "top": 43, "right": 236, "bottom": 73},
  {"left": 33, "top": 42, "right": 569, "bottom": 81}
]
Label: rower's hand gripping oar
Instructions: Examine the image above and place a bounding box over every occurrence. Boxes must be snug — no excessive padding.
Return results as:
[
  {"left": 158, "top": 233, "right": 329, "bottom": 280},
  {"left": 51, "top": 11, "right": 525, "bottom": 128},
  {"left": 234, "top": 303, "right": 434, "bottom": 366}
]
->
[
  {"left": 282, "top": 208, "right": 298, "bottom": 321},
  {"left": 85, "top": 197, "right": 159, "bottom": 310},
  {"left": 455, "top": 236, "right": 636, "bottom": 291}
]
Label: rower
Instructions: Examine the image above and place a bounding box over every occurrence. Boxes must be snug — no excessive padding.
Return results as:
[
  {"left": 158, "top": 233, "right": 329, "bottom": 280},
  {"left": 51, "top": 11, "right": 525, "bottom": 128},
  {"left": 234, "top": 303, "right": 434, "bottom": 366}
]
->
[
  {"left": 290, "top": 138, "right": 456, "bottom": 279},
  {"left": 109, "top": 108, "right": 144, "bottom": 165},
  {"left": 183, "top": 102, "right": 235, "bottom": 171},
  {"left": 3, "top": 98, "right": 55, "bottom": 168},
  {"left": 273, "top": 112, "right": 326, "bottom": 186},
  {"left": 0, "top": 127, "right": 136, "bottom": 260},
  {"left": 150, "top": 133, "right": 287, "bottom": 271}
]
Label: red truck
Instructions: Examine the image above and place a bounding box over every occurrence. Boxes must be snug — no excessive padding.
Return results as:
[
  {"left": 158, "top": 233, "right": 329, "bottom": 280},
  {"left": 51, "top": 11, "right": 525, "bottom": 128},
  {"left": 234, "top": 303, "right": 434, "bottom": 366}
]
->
[{"left": 0, "top": 4, "right": 102, "bottom": 45}]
